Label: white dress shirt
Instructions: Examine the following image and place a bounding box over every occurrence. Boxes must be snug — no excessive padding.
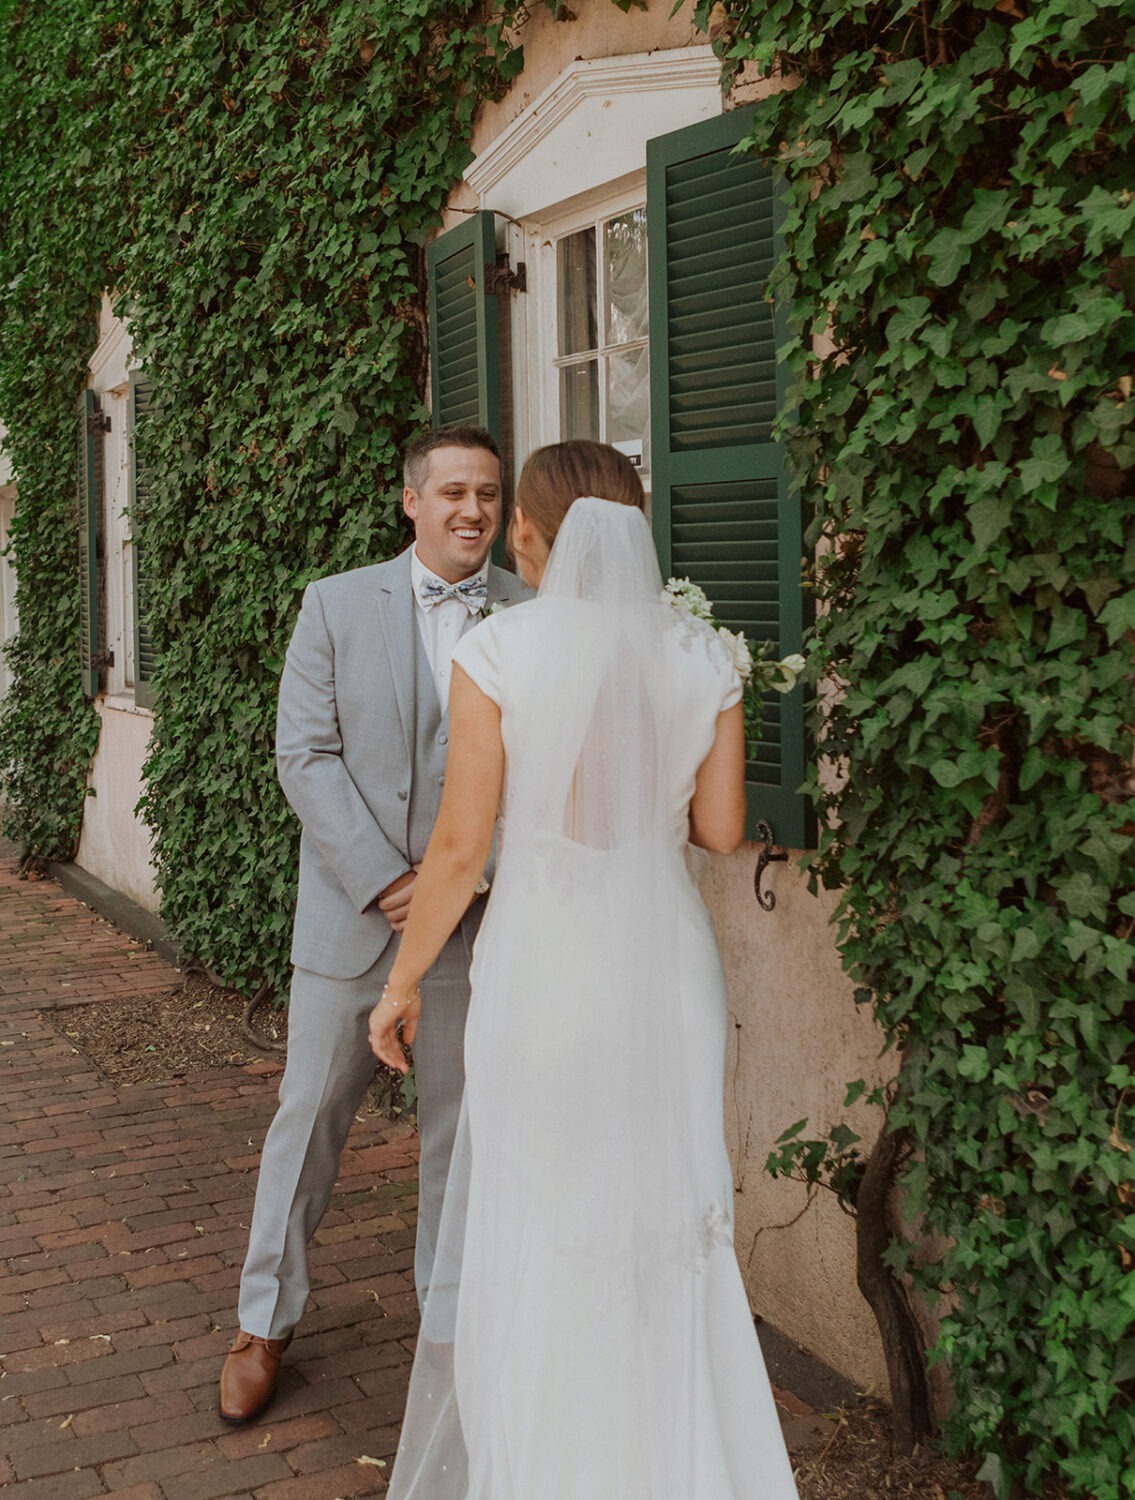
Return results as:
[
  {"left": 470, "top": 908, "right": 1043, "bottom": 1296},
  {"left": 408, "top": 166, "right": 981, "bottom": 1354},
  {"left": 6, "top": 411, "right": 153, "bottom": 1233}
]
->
[{"left": 410, "top": 544, "right": 490, "bottom": 710}]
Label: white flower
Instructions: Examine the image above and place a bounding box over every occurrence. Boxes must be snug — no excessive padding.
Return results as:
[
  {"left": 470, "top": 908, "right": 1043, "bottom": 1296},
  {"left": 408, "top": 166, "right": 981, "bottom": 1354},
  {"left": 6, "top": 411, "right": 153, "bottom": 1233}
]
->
[
  {"left": 716, "top": 627, "right": 754, "bottom": 684},
  {"left": 661, "top": 576, "right": 715, "bottom": 622},
  {"left": 772, "top": 652, "right": 806, "bottom": 693}
]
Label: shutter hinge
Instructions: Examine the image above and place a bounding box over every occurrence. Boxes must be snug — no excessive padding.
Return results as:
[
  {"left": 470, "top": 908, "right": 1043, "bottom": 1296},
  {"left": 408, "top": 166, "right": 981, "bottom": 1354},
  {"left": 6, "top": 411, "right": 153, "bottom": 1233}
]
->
[
  {"left": 88, "top": 648, "right": 115, "bottom": 670},
  {"left": 484, "top": 261, "right": 527, "bottom": 295},
  {"left": 87, "top": 412, "right": 111, "bottom": 435}
]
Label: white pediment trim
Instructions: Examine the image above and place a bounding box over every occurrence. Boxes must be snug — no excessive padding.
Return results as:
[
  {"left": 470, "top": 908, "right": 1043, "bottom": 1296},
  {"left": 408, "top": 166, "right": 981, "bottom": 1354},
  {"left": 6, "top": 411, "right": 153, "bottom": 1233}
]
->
[
  {"left": 464, "top": 45, "right": 721, "bottom": 220},
  {"left": 88, "top": 294, "right": 133, "bottom": 388}
]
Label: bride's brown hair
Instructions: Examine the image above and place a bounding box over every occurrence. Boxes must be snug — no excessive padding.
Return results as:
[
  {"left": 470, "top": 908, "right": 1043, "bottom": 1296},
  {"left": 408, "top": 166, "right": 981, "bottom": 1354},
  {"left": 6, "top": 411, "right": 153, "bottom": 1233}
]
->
[{"left": 513, "top": 440, "right": 645, "bottom": 551}]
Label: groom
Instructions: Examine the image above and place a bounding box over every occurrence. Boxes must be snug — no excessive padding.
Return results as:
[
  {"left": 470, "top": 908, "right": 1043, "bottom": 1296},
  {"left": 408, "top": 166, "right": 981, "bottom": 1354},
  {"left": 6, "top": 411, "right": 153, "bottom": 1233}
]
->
[{"left": 219, "top": 424, "right": 528, "bottom": 1424}]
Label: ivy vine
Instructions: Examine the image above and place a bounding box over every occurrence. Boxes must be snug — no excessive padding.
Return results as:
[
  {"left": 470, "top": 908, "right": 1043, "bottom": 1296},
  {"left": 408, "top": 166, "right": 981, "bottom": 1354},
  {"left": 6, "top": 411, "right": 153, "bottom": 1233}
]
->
[
  {"left": 0, "top": 1, "right": 524, "bottom": 993},
  {"left": 699, "top": 0, "right": 1135, "bottom": 1493}
]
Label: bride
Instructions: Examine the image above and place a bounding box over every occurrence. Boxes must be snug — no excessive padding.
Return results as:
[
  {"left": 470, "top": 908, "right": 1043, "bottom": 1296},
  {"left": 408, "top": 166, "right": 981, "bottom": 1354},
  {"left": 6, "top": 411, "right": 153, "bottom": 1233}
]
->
[{"left": 369, "top": 439, "right": 799, "bottom": 1499}]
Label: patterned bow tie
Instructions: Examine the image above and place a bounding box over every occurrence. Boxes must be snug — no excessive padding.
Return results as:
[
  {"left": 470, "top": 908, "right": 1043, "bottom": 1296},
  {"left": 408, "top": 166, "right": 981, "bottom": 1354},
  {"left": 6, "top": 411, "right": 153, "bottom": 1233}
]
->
[{"left": 417, "top": 575, "right": 488, "bottom": 614}]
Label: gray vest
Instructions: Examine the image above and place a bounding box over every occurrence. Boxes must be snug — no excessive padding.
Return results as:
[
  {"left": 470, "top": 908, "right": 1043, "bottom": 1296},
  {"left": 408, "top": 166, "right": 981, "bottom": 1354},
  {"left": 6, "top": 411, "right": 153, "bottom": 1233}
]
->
[{"left": 406, "top": 617, "right": 451, "bottom": 866}]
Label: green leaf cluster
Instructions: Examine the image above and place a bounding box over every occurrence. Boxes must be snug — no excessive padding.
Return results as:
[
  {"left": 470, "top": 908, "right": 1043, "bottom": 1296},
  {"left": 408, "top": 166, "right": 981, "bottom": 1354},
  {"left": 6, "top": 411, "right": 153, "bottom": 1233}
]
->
[
  {"left": 699, "top": 0, "right": 1135, "bottom": 1492},
  {"left": 0, "top": 1, "right": 524, "bottom": 991}
]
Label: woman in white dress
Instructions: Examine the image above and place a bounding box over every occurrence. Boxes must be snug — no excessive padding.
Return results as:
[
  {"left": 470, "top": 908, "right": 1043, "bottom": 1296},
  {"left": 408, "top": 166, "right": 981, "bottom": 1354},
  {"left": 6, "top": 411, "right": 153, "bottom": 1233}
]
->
[{"left": 370, "top": 440, "right": 799, "bottom": 1500}]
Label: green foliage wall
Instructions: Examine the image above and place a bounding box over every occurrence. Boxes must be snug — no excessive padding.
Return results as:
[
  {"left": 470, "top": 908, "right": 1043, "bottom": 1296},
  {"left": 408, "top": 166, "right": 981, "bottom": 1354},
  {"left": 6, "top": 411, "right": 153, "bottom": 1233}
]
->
[
  {"left": 0, "top": 1, "right": 521, "bottom": 989},
  {"left": 0, "top": 9, "right": 111, "bottom": 856},
  {"left": 700, "top": 0, "right": 1135, "bottom": 1493}
]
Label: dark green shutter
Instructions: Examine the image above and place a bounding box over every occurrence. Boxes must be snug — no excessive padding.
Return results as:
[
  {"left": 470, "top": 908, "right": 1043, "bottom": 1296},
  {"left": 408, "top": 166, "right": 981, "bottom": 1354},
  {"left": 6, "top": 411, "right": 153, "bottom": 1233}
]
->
[
  {"left": 129, "top": 371, "right": 156, "bottom": 711},
  {"left": 426, "top": 212, "right": 501, "bottom": 437},
  {"left": 77, "top": 389, "right": 101, "bottom": 698},
  {"left": 647, "top": 107, "right": 814, "bottom": 849}
]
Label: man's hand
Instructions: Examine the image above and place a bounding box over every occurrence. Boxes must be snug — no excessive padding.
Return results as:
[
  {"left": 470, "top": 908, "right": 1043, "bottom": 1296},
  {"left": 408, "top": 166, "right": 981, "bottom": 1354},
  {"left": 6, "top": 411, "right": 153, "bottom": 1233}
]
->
[{"left": 376, "top": 870, "right": 416, "bottom": 931}]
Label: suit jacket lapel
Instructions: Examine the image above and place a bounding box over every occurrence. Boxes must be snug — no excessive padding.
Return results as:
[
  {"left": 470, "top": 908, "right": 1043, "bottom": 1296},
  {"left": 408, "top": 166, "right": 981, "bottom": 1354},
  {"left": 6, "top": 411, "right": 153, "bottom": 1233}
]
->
[
  {"left": 376, "top": 549, "right": 417, "bottom": 763},
  {"left": 486, "top": 563, "right": 528, "bottom": 608}
]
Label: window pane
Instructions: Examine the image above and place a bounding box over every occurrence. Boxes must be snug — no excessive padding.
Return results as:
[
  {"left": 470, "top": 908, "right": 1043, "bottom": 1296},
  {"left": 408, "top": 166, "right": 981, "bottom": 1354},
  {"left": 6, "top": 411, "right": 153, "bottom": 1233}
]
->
[
  {"left": 606, "top": 345, "right": 650, "bottom": 470},
  {"left": 604, "top": 210, "right": 648, "bottom": 346},
  {"left": 560, "top": 360, "right": 599, "bottom": 440},
  {"left": 557, "top": 228, "right": 597, "bottom": 356}
]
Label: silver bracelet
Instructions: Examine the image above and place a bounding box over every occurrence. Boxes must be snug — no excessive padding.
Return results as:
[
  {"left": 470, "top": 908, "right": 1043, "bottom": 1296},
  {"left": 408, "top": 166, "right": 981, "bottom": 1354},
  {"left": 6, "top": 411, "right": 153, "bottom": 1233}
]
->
[{"left": 382, "top": 982, "right": 420, "bottom": 1011}]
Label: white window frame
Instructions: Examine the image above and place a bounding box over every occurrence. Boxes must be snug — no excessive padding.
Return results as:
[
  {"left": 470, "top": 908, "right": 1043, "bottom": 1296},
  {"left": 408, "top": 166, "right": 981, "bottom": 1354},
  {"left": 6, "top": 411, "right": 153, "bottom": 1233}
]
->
[
  {"left": 88, "top": 296, "right": 148, "bottom": 712},
  {"left": 0, "top": 466, "right": 16, "bottom": 703}
]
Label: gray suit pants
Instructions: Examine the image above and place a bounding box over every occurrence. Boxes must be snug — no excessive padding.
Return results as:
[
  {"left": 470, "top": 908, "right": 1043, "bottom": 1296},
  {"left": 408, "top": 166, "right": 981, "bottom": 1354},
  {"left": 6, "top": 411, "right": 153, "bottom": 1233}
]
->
[{"left": 237, "top": 923, "right": 475, "bottom": 1339}]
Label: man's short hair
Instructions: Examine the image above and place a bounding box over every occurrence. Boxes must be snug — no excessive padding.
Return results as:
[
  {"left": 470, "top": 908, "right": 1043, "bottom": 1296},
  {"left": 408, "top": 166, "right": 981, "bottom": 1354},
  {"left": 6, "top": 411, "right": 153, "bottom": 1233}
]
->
[{"left": 403, "top": 425, "right": 502, "bottom": 491}]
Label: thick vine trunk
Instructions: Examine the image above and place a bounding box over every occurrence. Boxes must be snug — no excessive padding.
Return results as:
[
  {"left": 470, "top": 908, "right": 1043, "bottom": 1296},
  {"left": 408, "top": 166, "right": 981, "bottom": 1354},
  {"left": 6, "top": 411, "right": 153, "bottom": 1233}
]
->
[{"left": 854, "top": 1122, "right": 935, "bottom": 1457}]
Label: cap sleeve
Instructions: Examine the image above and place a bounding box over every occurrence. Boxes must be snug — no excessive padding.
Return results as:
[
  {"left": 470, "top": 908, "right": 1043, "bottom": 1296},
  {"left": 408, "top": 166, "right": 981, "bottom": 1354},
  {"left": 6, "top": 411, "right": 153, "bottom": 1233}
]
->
[
  {"left": 452, "top": 616, "right": 502, "bottom": 706},
  {"left": 700, "top": 623, "right": 744, "bottom": 713}
]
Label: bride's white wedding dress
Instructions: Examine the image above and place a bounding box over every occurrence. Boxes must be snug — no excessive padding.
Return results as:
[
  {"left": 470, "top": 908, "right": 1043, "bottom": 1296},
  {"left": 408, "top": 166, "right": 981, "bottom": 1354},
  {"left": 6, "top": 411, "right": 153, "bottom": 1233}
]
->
[{"left": 389, "top": 497, "right": 799, "bottom": 1499}]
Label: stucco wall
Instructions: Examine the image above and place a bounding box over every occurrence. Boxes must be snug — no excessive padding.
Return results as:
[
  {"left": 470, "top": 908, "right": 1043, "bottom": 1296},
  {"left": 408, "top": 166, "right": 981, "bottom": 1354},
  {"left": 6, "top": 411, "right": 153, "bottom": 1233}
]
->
[
  {"left": 458, "top": 0, "right": 892, "bottom": 1391},
  {"left": 76, "top": 698, "right": 159, "bottom": 911},
  {"left": 705, "top": 851, "right": 890, "bottom": 1387},
  {"left": 472, "top": 0, "right": 705, "bottom": 157}
]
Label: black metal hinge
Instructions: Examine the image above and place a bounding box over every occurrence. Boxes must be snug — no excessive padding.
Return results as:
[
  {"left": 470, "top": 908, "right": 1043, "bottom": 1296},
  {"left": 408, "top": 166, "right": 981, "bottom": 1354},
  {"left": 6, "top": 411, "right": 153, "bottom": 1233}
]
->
[
  {"left": 484, "top": 261, "right": 527, "bottom": 295},
  {"left": 87, "top": 412, "right": 111, "bottom": 435}
]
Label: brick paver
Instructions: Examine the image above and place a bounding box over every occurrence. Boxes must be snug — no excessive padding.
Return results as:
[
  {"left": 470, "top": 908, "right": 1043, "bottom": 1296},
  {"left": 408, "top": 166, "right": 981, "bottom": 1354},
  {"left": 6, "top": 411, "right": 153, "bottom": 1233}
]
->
[
  {"left": 0, "top": 849, "right": 416, "bottom": 1496},
  {"left": 1, "top": 845, "right": 816, "bottom": 1497}
]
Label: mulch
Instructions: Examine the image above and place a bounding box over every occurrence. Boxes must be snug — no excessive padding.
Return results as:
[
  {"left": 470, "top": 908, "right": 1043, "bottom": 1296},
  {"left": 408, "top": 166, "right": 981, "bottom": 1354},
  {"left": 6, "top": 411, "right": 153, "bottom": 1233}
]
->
[{"left": 45, "top": 968, "right": 413, "bottom": 1114}]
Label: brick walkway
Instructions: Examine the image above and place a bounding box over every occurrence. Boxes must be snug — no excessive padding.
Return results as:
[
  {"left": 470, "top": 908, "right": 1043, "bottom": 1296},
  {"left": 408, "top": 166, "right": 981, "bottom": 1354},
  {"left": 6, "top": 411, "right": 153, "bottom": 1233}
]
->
[
  {"left": 0, "top": 846, "right": 822, "bottom": 1498},
  {"left": 0, "top": 849, "right": 418, "bottom": 1498}
]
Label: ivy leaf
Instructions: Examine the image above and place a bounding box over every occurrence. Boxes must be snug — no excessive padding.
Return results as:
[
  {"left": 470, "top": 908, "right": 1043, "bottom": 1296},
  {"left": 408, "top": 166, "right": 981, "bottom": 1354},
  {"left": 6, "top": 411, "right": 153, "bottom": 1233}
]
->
[
  {"left": 1098, "top": 592, "right": 1135, "bottom": 644},
  {"left": 1018, "top": 437, "right": 1071, "bottom": 490},
  {"left": 924, "top": 228, "right": 969, "bottom": 287},
  {"left": 1011, "top": 926, "right": 1042, "bottom": 962},
  {"left": 1047, "top": 605, "right": 1085, "bottom": 653},
  {"left": 958, "top": 190, "right": 1010, "bottom": 245},
  {"left": 958, "top": 1045, "right": 992, "bottom": 1082},
  {"left": 1054, "top": 871, "right": 1110, "bottom": 922},
  {"left": 969, "top": 494, "right": 1012, "bottom": 554},
  {"left": 1113, "top": 1340, "right": 1135, "bottom": 1385}
]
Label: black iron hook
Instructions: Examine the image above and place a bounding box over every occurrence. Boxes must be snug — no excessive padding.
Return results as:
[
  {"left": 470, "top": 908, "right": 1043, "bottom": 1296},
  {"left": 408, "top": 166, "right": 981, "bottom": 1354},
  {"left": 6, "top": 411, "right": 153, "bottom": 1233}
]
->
[{"left": 753, "top": 820, "right": 787, "bottom": 911}]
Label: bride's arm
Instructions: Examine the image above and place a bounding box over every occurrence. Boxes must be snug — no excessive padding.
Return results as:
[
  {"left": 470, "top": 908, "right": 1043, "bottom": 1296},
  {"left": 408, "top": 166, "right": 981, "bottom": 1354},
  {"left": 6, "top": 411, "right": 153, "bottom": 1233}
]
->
[
  {"left": 369, "top": 665, "right": 504, "bottom": 1072},
  {"left": 688, "top": 702, "right": 746, "bottom": 855}
]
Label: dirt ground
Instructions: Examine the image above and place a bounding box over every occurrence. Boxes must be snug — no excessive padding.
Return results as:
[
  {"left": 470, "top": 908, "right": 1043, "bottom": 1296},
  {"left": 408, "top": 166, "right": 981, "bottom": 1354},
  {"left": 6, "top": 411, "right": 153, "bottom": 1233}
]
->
[{"left": 48, "top": 973, "right": 989, "bottom": 1500}]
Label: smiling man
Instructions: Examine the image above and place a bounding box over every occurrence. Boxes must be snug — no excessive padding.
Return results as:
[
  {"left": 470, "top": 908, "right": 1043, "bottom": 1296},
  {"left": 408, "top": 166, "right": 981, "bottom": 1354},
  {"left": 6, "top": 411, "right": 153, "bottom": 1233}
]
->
[{"left": 219, "top": 425, "right": 531, "bottom": 1425}]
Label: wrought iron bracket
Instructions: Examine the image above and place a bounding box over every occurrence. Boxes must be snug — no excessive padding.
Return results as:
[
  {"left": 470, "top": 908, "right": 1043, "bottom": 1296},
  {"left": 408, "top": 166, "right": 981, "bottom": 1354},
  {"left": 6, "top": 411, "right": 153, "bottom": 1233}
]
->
[{"left": 753, "top": 819, "right": 787, "bottom": 911}]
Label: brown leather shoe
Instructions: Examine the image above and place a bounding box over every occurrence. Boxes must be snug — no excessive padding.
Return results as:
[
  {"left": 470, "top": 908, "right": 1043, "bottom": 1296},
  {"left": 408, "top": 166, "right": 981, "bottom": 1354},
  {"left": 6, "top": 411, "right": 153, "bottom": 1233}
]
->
[{"left": 218, "top": 1329, "right": 293, "bottom": 1423}]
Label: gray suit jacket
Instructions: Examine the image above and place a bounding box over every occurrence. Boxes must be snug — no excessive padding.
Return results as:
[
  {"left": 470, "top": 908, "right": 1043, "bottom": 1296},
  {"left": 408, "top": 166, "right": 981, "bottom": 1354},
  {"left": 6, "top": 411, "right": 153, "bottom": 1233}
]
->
[{"left": 276, "top": 548, "right": 530, "bottom": 979}]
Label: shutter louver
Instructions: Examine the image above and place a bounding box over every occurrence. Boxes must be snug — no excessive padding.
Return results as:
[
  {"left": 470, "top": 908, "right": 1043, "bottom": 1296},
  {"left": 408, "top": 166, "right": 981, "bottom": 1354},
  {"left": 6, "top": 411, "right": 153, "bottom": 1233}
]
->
[
  {"left": 648, "top": 108, "right": 815, "bottom": 849},
  {"left": 78, "top": 389, "right": 101, "bottom": 698},
  {"left": 426, "top": 212, "right": 501, "bottom": 438},
  {"left": 129, "top": 372, "right": 156, "bottom": 711}
]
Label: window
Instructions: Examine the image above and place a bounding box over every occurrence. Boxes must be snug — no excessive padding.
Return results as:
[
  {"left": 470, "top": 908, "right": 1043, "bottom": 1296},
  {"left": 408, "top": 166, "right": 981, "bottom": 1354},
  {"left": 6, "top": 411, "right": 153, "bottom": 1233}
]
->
[
  {"left": 428, "top": 95, "right": 815, "bottom": 847},
  {"left": 555, "top": 208, "right": 649, "bottom": 472},
  {"left": 0, "top": 465, "right": 16, "bottom": 703},
  {"left": 77, "top": 336, "right": 154, "bottom": 710}
]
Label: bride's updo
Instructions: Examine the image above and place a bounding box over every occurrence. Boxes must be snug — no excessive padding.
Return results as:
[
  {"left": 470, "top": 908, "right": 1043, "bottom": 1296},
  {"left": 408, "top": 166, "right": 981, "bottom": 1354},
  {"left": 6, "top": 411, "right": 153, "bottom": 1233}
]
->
[{"left": 514, "top": 440, "right": 645, "bottom": 551}]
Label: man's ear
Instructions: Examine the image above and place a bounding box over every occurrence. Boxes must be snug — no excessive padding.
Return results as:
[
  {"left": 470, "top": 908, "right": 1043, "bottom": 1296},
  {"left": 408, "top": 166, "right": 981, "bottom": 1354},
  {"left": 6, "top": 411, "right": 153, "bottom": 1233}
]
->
[{"left": 403, "top": 485, "right": 418, "bottom": 523}]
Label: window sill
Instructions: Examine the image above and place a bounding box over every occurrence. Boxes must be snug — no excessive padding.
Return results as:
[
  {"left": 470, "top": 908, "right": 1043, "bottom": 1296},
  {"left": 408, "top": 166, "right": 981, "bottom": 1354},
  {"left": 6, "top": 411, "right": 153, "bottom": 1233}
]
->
[{"left": 101, "top": 691, "right": 153, "bottom": 719}]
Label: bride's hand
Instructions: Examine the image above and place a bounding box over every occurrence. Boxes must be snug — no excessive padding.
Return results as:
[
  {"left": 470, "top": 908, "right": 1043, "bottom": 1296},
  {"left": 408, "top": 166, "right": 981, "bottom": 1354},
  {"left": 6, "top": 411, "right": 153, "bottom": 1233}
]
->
[{"left": 368, "top": 983, "right": 421, "bottom": 1073}]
